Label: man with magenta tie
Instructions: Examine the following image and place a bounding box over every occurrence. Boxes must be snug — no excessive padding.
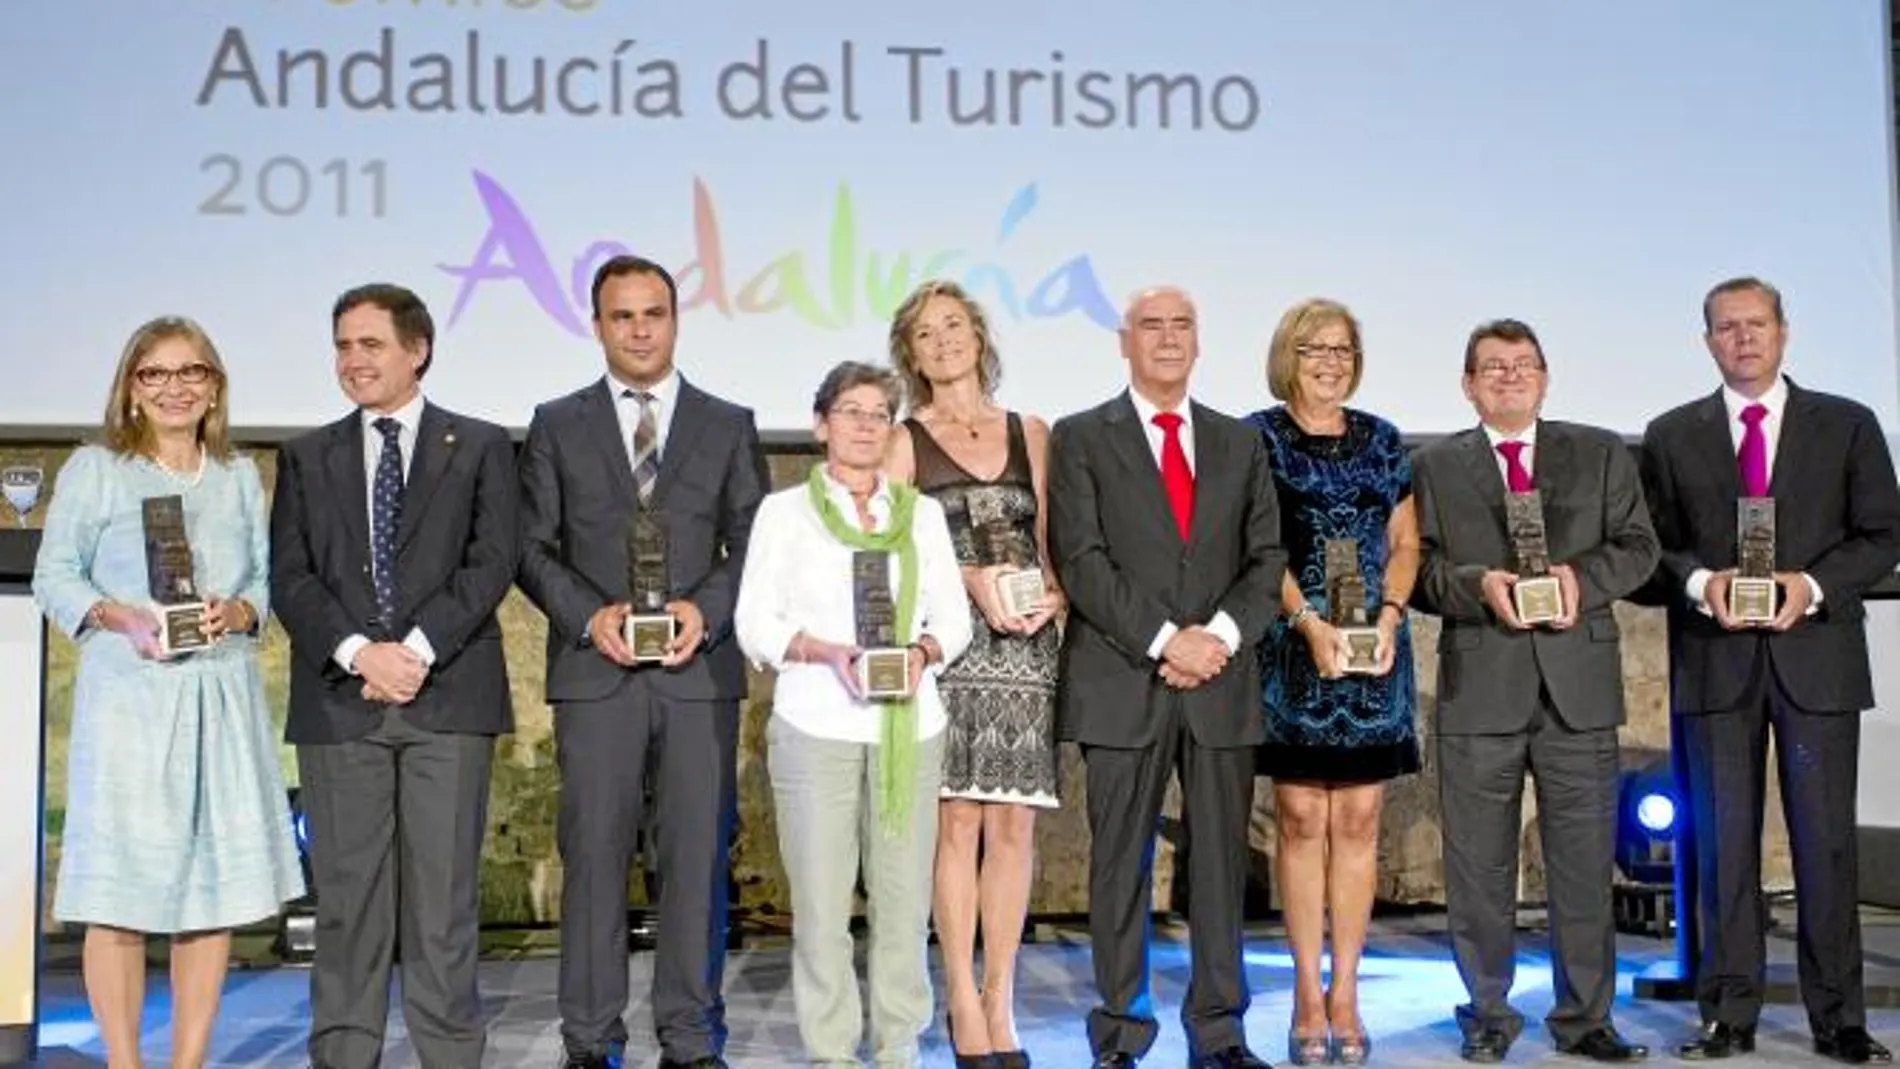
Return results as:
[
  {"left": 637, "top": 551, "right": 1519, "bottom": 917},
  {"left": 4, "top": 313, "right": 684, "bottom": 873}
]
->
[
  {"left": 1412, "top": 318, "right": 1657, "bottom": 1064},
  {"left": 1641, "top": 277, "right": 1900, "bottom": 1064}
]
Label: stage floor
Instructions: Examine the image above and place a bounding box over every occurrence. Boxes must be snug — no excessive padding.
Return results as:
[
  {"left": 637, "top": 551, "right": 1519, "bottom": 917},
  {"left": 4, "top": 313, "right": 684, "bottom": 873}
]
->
[{"left": 30, "top": 904, "right": 1900, "bottom": 1067}]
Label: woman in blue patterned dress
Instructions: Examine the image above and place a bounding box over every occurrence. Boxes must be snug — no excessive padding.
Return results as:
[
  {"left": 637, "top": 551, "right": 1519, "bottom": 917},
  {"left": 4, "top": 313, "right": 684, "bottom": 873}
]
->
[
  {"left": 1247, "top": 299, "right": 1419, "bottom": 1066},
  {"left": 33, "top": 317, "right": 305, "bottom": 1069}
]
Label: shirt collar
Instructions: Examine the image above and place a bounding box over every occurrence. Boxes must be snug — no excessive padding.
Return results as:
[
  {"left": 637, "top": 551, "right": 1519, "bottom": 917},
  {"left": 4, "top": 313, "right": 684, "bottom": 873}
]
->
[
  {"left": 1722, "top": 374, "right": 1787, "bottom": 423},
  {"left": 361, "top": 391, "right": 426, "bottom": 436},
  {"left": 1128, "top": 388, "right": 1194, "bottom": 430},
  {"left": 1481, "top": 420, "right": 1538, "bottom": 450},
  {"left": 609, "top": 368, "right": 680, "bottom": 410},
  {"left": 817, "top": 464, "right": 891, "bottom": 508}
]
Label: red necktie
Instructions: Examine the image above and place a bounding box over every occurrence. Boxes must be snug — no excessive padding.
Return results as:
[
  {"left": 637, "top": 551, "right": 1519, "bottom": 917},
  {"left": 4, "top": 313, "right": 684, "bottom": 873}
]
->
[
  {"left": 1738, "top": 403, "right": 1770, "bottom": 497},
  {"left": 1154, "top": 411, "right": 1194, "bottom": 539},
  {"left": 1496, "top": 440, "right": 1533, "bottom": 493}
]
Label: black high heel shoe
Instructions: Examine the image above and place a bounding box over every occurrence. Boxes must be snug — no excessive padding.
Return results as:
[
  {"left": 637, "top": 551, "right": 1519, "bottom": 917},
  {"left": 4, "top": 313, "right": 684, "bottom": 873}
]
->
[
  {"left": 994, "top": 1050, "right": 1031, "bottom": 1069},
  {"left": 946, "top": 1011, "right": 1002, "bottom": 1069}
]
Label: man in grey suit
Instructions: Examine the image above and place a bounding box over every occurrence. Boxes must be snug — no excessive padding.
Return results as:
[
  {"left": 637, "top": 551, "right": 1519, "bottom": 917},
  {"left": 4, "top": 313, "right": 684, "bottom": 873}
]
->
[
  {"left": 272, "top": 283, "right": 520, "bottom": 1069},
  {"left": 1412, "top": 319, "right": 1656, "bottom": 1064},
  {"left": 1047, "top": 286, "right": 1285, "bottom": 1069},
  {"left": 517, "top": 255, "right": 770, "bottom": 1069}
]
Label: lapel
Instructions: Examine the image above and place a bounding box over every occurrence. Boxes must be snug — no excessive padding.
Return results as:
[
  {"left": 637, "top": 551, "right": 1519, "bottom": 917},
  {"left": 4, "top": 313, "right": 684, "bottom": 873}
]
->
[
  {"left": 650, "top": 377, "right": 710, "bottom": 506},
  {"left": 1456, "top": 426, "right": 1509, "bottom": 531},
  {"left": 1770, "top": 379, "right": 1817, "bottom": 496},
  {"left": 395, "top": 403, "right": 455, "bottom": 553},
  {"left": 323, "top": 413, "right": 372, "bottom": 566},
  {"left": 1531, "top": 420, "right": 1574, "bottom": 498},
  {"left": 1104, "top": 392, "right": 1182, "bottom": 544},
  {"left": 1187, "top": 401, "right": 1224, "bottom": 548},
  {"left": 584, "top": 377, "right": 641, "bottom": 504},
  {"left": 1689, "top": 389, "right": 1741, "bottom": 501}
]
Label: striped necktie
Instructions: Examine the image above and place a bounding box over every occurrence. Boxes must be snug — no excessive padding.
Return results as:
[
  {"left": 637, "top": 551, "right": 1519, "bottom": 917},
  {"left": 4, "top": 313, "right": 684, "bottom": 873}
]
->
[{"left": 628, "top": 389, "right": 659, "bottom": 504}]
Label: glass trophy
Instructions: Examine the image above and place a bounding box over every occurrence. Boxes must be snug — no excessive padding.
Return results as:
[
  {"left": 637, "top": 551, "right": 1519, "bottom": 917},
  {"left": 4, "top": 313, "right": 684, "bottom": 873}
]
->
[
  {"left": 1323, "top": 538, "right": 1380, "bottom": 673},
  {"left": 1, "top": 466, "right": 42, "bottom": 526},
  {"left": 622, "top": 509, "right": 676, "bottom": 662},
  {"left": 853, "top": 551, "right": 911, "bottom": 699},
  {"left": 965, "top": 486, "right": 1045, "bottom": 619},
  {"left": 1729, "top": 497, "right": 1778, "bottom": 624},
  {"left": 1505, "top": 490, "right": 1562, "bottom": 626},
  {"left": 141, "top": 495, "right": 209, "bottom": 657}
]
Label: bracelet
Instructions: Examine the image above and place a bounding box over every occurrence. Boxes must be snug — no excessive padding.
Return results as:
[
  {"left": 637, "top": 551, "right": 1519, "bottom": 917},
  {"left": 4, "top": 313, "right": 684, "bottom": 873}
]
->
[
  {"left": 1380, "top": 599, "right": 1408, "bottom": 617},
  {"left": 87, "top": 601, "right": 110, "bottom": 631},
  {"left": 1287, "top": 605, "right": 1315, "bottom": 629}
]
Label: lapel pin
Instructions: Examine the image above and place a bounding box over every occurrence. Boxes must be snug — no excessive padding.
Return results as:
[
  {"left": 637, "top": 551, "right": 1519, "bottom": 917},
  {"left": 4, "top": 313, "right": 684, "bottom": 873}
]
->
[{"left": 444, "top": 432, "right": 456, "bottom": 445}]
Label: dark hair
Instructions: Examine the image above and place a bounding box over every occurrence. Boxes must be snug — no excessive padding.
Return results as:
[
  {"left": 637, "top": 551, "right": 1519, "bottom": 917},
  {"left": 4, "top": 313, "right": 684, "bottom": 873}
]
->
[
  {"left": 333, "top": 283, "right": 435, "bottom": 378},
  {"left": 1462, "top": 318, "right": 1547, "bottom": 375},
  {"left": 812, "top": 361, "right": 902, "bottom": 418},
  {"left": 590, "top": 255, "right": 679, "bottom": 320},
  {"left": 1702, "top": 276, "right": 1785, "bottom": 331}
]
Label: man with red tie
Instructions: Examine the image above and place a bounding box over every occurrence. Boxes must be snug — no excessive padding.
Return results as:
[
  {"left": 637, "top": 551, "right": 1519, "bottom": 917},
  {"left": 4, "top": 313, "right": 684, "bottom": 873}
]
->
[
  {"left": 1641, "top": 277, "right": 1900, "bottom": 1064},
  {"left": 1047, "top": 286, "right": 1285, "bottom": 1069}
]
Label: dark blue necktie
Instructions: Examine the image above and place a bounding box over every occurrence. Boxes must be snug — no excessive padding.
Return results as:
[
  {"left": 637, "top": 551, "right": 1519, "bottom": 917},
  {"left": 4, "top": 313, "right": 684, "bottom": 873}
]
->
[{"left": 371, "top": 417, "right": 404, "bottom": 627}]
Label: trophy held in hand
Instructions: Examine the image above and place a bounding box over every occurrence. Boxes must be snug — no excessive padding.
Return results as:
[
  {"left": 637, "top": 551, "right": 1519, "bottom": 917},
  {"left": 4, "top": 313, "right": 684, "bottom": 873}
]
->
[
  {"left": 853, "top": 551, "right": 911, "bottom": 700},
  {"left": 142, "top": 495, "right": 209, "bottom": 657},
  {"left": 1505, "top": 490, "right": 1562, "bottom": 626},
  {"left": 622, "top": 509, "right": 676, "bottom": 662},
  {"left": 1323, "top": 538, "right": 1380, "bottom": 673},
  {"left": 965, "top": 486, "right": 1045, "bottom": 619},
  {"left": 1730, "top": 497, "right": 1778, "bottom": 624}
]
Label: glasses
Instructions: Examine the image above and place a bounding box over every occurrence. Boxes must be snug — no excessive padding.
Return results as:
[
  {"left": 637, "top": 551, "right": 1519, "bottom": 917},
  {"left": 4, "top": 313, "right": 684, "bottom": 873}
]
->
[
  {"left": 1296, "top": 343, "right": 1357, "bottom": 364},
  {"left": 829, "top": 406, "right": 892, "bottom": 427},
  {"left": 1473, "top": 359, "right": 1543, "bottom": 380},
  {"left": 134, "top": 363, "right": 215, "bottom": 388}
]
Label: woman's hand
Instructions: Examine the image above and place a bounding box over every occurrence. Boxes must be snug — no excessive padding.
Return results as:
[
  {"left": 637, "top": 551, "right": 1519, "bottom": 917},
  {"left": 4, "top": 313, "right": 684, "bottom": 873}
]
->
[
  {"left": 1299, "top": 616, "right": 1353, "bottom": 680},
  {"left": 202, "top": 596, "right": 255, "bottom": 642},
  {"left": 1372, "top": 604, "right": 1403, "bottom": 676},
  {"left": 1019, "top": 582, "right": 1065, "bottom": 637},
  {"left": 96, "top": 601, "right": 163, "bottom": 659},
  {"left": 962, "top": 564, "right": 1028, "bottom": 635}
]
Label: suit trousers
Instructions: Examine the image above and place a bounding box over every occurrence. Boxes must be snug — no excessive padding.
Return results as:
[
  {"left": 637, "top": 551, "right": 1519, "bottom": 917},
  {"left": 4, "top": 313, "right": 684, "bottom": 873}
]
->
[
  {"left": 554, "top": 683, "right": 738, "bottom": 1062},
  {"left": 766, "top": 716, "right": 943, "bottom": 1068},
  {"left": 1437, "top": 695, "right": 1619, "bottom": 1046},
  {"left": 1081, "top": 706, "right": 1257, "bottom": 1060},
  {"left": 1680, "top": 650, "right": 1865, "bottom": 1033},
  {"left": 297, "top": 707, "right": 495, "bottom": 1069}
]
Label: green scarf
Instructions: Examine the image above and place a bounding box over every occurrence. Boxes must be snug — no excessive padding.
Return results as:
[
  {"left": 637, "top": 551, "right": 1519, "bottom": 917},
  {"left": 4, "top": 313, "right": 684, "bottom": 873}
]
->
[{"left": 805, "top": 464, "right": 921, "bottom": 836}]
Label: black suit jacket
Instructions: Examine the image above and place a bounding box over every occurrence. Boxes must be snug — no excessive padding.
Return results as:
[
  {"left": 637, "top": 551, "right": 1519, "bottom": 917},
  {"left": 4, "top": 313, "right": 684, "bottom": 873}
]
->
[
  {"left": 1047, "top": 392, "right": 1285, "bottom": 749},
  {"left": 271, "top": 403, "right": 520, "bottom": 745},
  {"left": 1640, "top": 381, "right": 1900, "bottom": 713},
  {"left": 516, "top": 376, "right": 768, "bottom": 703},
  {"left": 1412, "top": 420, "right": 1659, "bottom": 734}
]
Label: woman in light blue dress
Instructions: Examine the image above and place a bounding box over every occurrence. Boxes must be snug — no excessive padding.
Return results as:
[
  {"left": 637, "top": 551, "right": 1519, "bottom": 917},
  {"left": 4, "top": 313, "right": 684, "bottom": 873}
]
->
[{"left": 32, "top": 316, "right": 304, "bottom": 1069}]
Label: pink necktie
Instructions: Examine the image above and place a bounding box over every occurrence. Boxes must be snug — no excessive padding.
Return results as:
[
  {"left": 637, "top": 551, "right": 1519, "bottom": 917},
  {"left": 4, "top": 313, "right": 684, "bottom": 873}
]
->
[
  {"left": 1738, "top": 403, "right": 1769, "bottom": 497},
  {"left": 1496, "top": 440, "right": 1533, "bottom": 493}
]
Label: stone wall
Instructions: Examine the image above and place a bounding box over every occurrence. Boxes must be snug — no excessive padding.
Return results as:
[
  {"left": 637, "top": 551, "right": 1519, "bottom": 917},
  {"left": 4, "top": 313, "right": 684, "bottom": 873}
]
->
[{"left": 7, "top": 441, "right": 1795, "bottom": 929}]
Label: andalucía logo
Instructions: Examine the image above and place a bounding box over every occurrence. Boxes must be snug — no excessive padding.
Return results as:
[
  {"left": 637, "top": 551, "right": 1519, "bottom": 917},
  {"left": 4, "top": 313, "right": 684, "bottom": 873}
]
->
[{"left": 437, "top": 171, "right": 1119, "bottom": 335}]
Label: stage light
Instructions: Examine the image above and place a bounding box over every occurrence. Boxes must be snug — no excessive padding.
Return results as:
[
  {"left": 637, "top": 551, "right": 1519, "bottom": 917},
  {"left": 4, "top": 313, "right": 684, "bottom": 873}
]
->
[
  {"left": 1613, "top": 750, "right": 1679, "bottom": 937},
  {"left": 276, "top": 787, "right": 318, "bottom": 962},
  {"left": 1635, "top": 791, "right": 1676, "bottom": 835}
]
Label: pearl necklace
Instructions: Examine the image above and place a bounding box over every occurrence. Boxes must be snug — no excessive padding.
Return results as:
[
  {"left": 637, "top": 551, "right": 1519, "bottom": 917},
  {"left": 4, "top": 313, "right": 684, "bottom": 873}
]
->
[{"left": 145, "top": 450, "right": 207, "bottom": 489}]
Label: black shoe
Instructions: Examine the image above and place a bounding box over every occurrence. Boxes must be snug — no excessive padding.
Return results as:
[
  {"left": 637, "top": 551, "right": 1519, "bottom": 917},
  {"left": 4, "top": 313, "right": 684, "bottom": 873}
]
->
[
  {"left": 1191, "top": 1046, "right": 1272, "bottom": 1069},
  {"left": 1815, "top": 1027, "right": 1895, "bottom": 1065},
  {"left": 1556, "top": 1026, "right": 1648, "bottom": 1062},
  {"left": 559, "top": 1053, "right": 618, "bottom": 1069},
  {"left": 1462, "top": 1028, "right": 1512, "bottom": 1064},
  {"left": 1091, "top": 1054, "right": 1137, "bottom": 1069},
  {"left": 994, "top": 1051, "right": 1031, "bottom": 1069},
  {"left": 1677, "top": 1022, "right": 1755, "bottom": 1060},
  {"left": 659, "top": 1059, "right": 730, "bottom": 1069}
]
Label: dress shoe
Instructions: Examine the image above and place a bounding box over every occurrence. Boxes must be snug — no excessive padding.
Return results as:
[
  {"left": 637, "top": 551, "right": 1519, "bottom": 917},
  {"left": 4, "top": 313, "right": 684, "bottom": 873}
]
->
[
  {"left": 1286, "top": 1027, "right": 1330, "bottom": 1066},
  {"left": 1677, "top": 1022, "right": 1755, "bottom": 1060},
  {"left": 994, "top": 1051, "right": 1032, "bottom": 1069},
  {"left": 1191, "top": 1045, "right": 1272, "bottom": 1069},
  {"left": 1091, "top": 1054, "right": 1137, "bottom": 1069},
  {"left": 1556, "top": 1026, "right": 1649, "bottom": 1062},
  {"left": 558, "top": 1052, "right": 619, "bottom": 1069},
  {"left": 1332, "top": 1028, "right": 1373, "bottom": 1066},
  {"left": 658, "top": 1058, "right": 731, "bottom": 1069},
  {"left": 1815, "top": 1026, "right": 1895, "bottom": 1065},
  {"left": 1461, "top": 1027, "right": 1512, "bottom": 1064}
]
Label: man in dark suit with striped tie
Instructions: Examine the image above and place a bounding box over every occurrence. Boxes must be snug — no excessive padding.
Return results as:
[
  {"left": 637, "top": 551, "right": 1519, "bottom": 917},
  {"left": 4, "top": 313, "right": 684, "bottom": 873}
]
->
[
  {"left": 518, "top": 255, "right": 770, "bottom": 1069},
  {"left": 272, "top": 283, "right": 520, "bottom": 1069}
]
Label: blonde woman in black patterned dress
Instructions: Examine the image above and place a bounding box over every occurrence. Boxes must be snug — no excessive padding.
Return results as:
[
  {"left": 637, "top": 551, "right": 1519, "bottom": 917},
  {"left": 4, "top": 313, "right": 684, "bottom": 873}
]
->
[{"left": 884, "top": 280, "right": 1063, "bottom": 1069}]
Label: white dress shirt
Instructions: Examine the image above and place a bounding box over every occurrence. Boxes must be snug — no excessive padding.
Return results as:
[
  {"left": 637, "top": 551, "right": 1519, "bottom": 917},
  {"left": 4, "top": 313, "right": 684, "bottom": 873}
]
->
[
  {"left": 1125, "top": 388, "right": 1241, "bottom": 658},
  {"left": 1481, "top": 421, "right": 1538, "bottom": 485},
  {"left": 735, "top": 469, "right": 974, "bottom": 744},
  {"left": 610, "top": 367, "right": 680, "bottom": 474},
  {"left": 334, "top": 390, "right": 437, "bottom": 673},
  {"left": 1684, "top": 374, "right": 1822, "bottom": 610}
]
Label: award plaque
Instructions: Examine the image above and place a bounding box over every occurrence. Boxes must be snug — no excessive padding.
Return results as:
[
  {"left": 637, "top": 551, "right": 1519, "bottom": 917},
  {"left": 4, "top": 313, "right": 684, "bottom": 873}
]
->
[
  {"left": 852, "top": 551, "right": 911, "bottom": 699},
  {"left": 1322, "top": 538, "right": 1380, "bottom": 673},
  {"left": 964, "top": 487, "right": 1046, "bottom": 619},
  {"left": 1505, "top": 490, "right": 1563, "bottom": 626},
  {"left": 141, "top": 495, "right": 209, "bottom": 657},
  {"left": 622, "top": 509, "right": 676, "bottom": 662},
  {"left": 1729, "top": 497, "right": 1778, "bottom": 624}
]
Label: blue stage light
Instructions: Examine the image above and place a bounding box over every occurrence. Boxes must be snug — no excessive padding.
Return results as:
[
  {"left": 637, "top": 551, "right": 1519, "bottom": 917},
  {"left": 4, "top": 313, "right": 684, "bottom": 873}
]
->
[{"left": 1635, "top": 792, "right": 1676, "bottom": 834}]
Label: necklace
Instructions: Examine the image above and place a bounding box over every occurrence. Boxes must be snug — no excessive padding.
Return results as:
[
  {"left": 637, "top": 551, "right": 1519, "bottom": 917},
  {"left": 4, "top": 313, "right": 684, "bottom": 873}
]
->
[
  {"left": 935, "top": 407, "right": 995, "bottom": 440},
  {"left": 145, "top": 450, "right": 206, "bottom": 489}
]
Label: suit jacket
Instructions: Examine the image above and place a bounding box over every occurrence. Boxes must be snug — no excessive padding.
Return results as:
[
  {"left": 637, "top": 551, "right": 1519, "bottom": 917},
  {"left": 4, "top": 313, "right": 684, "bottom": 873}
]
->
[
  {"left": 1412, "top": 419, "right": 1658, "bottom": 734},
  {"left": 271, "top": 403, "right": 520, "bottom": 745},
  {"left": 516, "top": 376, "right": 769, "bottom": 704},
  {"left": 1047, "top": 392, "right": 1285, "bottom": 749},
  {"left": 1639, "top": 381, "right": 1900, "bottom": 713}
]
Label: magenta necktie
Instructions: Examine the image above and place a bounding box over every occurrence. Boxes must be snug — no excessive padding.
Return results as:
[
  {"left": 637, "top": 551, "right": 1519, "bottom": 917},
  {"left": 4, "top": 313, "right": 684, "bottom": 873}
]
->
[
  {"left": 1496, "top": 440, "right": 1533, "bottom": 493},
  {"left": 1738, "top": 403, "right": 1769, "bottom": 497}
]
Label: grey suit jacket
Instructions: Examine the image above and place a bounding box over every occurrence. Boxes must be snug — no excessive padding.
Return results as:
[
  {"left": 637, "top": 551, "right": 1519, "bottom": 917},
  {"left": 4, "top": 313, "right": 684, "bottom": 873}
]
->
[
  {"left": 1412, "top": 420, "right": 1659, "bottom": 734},
  {"left": 1047, "top": 392, "right": 1285, "bottom": 749},
  {"left": 516, "top": 376, "right": 769, "bottom": 704}
]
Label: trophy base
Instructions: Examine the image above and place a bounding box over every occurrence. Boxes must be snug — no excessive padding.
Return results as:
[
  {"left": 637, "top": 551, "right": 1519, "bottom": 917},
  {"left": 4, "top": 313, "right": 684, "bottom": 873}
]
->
[
  {"left": 1339, "top": 625, "right": 1381, "bottom": 674},
  {"left": 995, "top": 568, "right": 1047, "bottom": 619},
  {"left": 157, "top": 601, "right": 210, "bottom": 658},
  {"left": 623, "top": 613, "right": 677, "bottom": 663},
  {"left": 858, "top": 647, "right": 913, "bottom": 700},
  {"left": 1728, "top": 576, "right": 1779, "bottom": 625},
  {"left": 1513, "top": 575, "right": 1563, "bottom": 626}
]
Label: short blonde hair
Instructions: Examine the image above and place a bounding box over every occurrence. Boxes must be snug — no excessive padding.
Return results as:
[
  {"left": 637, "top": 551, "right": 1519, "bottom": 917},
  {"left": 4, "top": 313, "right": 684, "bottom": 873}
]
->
[
  {"left": 1265, "top": 298, "right": 1364, "bottom": 403},
  {"left": 888, "top": 279, "right": 1002, "bottom": 409},
  {"left": 101, "top": 316, "right": 233, "bottom": 461}
]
